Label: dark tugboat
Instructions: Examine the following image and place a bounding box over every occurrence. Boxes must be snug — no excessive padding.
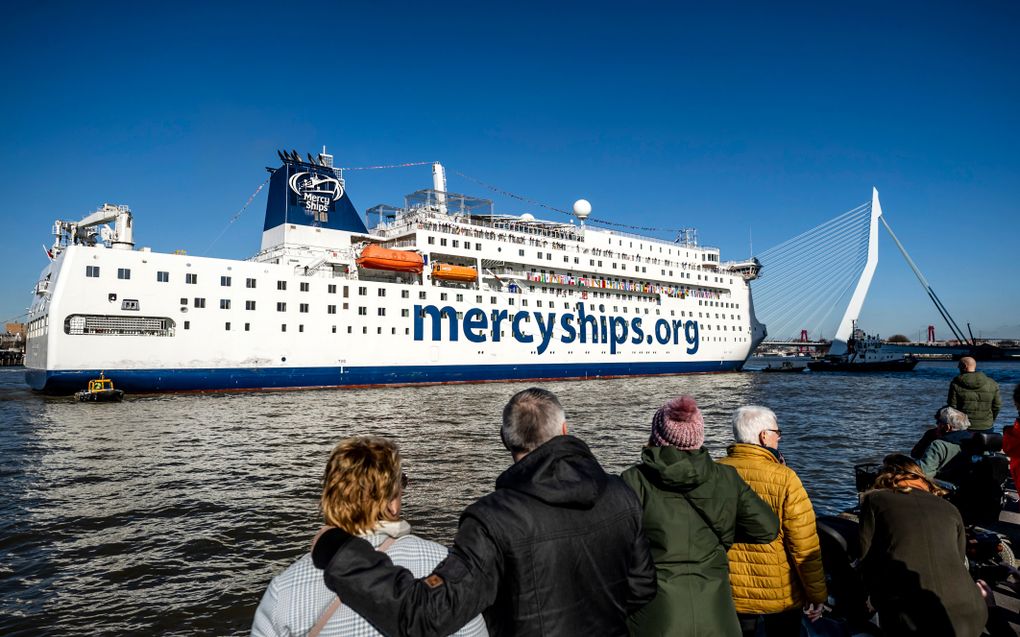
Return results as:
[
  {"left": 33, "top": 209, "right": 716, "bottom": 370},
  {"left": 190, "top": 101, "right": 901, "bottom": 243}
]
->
[
  {"left": 808, "top": 326, "right": 918, "bottom": 372},
  {"left": 74, "top": 374, "right": 125, "bottom": 402},
  {"left": 763, "top": 360, "right": 807, "bottom": 373}
]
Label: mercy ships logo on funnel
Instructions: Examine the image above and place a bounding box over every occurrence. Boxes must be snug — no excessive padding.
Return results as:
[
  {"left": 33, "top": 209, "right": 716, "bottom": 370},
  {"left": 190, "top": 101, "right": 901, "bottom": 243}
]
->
[{"left": 288, "top": 171, "right": 344, "bottom": 223}]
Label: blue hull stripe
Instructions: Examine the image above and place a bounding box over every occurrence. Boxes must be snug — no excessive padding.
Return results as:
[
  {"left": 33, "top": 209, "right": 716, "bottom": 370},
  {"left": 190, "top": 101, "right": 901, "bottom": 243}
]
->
[{"left": 27, "top": 360, "right": 744, "bottom": 394}]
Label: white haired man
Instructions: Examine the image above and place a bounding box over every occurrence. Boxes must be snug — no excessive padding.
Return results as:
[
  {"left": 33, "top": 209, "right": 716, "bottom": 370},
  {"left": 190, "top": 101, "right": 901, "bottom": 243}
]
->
[
  {"left": 717, "top": 405, "right": 827, "bottom": 637},
  {"left": 910, "top": 406, "right": 973, "bottom": 481}
]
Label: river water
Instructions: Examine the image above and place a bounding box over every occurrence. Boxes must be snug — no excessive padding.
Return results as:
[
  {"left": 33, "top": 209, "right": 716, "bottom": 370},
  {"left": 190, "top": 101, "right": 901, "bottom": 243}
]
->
[{"left": 1, "top": 361, "right": 1018, "bottom": 635}]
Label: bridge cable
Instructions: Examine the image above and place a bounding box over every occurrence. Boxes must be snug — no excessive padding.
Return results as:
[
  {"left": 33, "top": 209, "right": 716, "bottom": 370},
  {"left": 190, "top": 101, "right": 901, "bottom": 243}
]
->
[
  {"left": 879, "top": 216, "right": 971, "bottom": 345},
  {"left": 752, "top": 201, "right": 874, "bottom": 341}
]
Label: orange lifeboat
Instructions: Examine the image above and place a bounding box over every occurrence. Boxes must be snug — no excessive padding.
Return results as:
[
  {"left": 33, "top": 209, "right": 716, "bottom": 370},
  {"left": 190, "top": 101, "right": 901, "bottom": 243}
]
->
[
  {"left": 432, "top": 263, "right": 477, "bottom": 282},
  {"left": 356, "top": 244, "right": 424, "bottom": 273}
]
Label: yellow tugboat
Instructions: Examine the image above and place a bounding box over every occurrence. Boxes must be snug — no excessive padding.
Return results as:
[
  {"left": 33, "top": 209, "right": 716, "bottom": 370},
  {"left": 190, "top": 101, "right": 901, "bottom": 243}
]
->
[{"left": 74, "top": 374, "right": 125, "bottom": 402}]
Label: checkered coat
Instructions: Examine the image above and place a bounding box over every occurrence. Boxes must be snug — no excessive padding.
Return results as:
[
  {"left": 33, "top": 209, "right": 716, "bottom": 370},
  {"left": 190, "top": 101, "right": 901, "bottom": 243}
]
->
[{"left": 251, "top": 531, "right": 488, "bottom": 636}]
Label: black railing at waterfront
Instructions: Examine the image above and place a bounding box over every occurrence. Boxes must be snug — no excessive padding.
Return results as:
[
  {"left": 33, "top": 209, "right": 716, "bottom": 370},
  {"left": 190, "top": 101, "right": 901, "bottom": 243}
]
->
[{"left": 0, "top": 349, "right": 24, "bottom": 366}]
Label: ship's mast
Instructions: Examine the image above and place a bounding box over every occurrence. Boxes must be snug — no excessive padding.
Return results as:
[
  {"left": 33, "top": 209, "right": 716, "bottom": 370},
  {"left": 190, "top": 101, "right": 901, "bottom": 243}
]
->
[{"left": 433, "top": 162, "right": 448, "bottom": 214}]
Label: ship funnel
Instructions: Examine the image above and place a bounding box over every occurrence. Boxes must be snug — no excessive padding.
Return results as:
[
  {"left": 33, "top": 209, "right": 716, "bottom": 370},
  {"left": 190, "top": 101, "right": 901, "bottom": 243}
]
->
[
  {"left": 433, "top": 162, "right": 448, "bottom": 214},
  {"left": 262, "top": 149, "right": 367, "bottom": 235}
]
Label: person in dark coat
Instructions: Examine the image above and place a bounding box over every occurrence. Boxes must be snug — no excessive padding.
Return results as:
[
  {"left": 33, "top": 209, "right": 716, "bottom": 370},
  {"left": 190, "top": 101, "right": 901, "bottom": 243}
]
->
[
  {"left": 859, "top": 456, "right": 988, "bottom": 636},
  {"left": 948, "top": 356, "right": 1002, "bottom": 430},
  {"left": 311, "top": 387, "right": 657, "bottom": 636},
  {"left": 621, "top": 395, "right": 780, "bottom": 636}
]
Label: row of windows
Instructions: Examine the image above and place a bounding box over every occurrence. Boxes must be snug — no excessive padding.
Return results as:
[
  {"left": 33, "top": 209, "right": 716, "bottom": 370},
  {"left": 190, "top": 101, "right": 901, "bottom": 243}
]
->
[
  {"left": 426, "top": 233, "right": 719, "bottom": 270},
  {"left": 180, "top": 298, "right": 348, "bottom": 314},
  {"left": 521, "top": 265, "right": 732, "bottom": 289},
  {"left": 87, "top": 266, "right": 424, "bottom": 301},
  {"left": 88, "top": 313, "right": 745, "bottom": 342},
  {"left": 173, "top": 295, "right": 744, "bottom": 327},
  {"left": 173, "top": 283, "right": 743, "bottom": 319},
  {"left": 89, "top": 268, "right": 741, "bottom": 319},
  {"left": 85, "top": 267, "right": 342, "bottom": 293},
  {"left": 428, "top": 237, "right": 484, "bottom": 250},
  {"left": 428, "top": 243, "right": 715, "bottom": 285},
  {"left": 177, "top": 319, "right": 742, "bottom": 342},
  {"left": 181, "top": 286, "right": 733, "bottom": 317},
  {"left": 88, "top": 265, "right": 732, "bottom": 300},
  {"left": 412, "top": 306, "right": 742, "bottom": 328},
  {"left": 180, "top": 317, "right": 418, "bottom": 338}
]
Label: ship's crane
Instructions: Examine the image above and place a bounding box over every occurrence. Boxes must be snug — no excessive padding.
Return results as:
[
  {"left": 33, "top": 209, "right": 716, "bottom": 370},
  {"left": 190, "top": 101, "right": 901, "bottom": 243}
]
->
[{"left": 51, "top": 203, "right": 134, "bottom": 258}]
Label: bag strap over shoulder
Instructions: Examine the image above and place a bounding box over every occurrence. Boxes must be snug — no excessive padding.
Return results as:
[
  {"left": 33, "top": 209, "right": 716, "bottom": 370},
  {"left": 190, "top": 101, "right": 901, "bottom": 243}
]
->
[
  {"left": 637, "top": 463, "right": 727, "bottom": 549},
  {"left": 307, "top": 535, "right": 398, "bottom": 637}
]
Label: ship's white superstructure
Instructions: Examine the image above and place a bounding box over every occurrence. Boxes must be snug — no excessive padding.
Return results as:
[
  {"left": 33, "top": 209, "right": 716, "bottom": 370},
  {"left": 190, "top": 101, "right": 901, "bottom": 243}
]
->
[{"left": 26, "top": 150, "right": 766, "bottom": 393}]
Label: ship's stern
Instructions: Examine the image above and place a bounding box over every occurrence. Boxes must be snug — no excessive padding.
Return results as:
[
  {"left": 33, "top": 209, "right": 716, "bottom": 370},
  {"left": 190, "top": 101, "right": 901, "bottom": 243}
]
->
[{"left": 24, "top": 254, "right": 64, "bottom": 391}]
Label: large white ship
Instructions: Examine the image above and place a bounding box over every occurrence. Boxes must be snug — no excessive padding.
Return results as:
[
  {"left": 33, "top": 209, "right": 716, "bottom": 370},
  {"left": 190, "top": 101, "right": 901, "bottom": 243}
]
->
[{"left": 26, "top": 149, "right": 766, "bottom": 393}]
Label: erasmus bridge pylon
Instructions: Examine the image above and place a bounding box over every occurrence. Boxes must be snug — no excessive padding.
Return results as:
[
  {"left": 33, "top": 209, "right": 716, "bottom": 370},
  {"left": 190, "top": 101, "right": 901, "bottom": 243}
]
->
[{"left": 751, "top": 189, "right": 972, "bottom": 351}]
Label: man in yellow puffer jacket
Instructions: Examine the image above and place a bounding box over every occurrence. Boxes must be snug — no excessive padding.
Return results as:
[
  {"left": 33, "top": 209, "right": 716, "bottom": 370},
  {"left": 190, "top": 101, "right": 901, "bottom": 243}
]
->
[{"left": 718, "top": 405, "right": 828, "bottom": 636}]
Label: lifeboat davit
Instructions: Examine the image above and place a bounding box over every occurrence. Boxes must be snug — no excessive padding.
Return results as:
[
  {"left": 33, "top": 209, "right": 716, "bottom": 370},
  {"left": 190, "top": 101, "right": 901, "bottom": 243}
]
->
[
  {"left": 356, "top": 244, "right": 424, "bottom": 273},
  {"left": 432, "top": 263, "right": 478, "bottom": 282}
]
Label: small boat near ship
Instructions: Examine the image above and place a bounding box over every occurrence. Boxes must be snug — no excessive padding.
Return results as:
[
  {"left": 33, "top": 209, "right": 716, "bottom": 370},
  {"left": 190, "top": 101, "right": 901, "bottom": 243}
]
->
[
  {"left": 808, "top": 327, "right": 918, "bottom": 372},
  {"left": 74, "top": 375, "right": 125, "bottom": 402},
  {"left": 762, "top": 360, "right": 806, "bottom": 373}
]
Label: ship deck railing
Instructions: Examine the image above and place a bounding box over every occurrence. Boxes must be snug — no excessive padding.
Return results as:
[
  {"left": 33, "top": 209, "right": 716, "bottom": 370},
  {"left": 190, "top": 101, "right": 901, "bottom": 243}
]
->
[
  {"left": 373, "top": 209, "right": 725, "bottom": 274},
  {"left": 595, "top": 225, "right": 721, "bottom": 255}
]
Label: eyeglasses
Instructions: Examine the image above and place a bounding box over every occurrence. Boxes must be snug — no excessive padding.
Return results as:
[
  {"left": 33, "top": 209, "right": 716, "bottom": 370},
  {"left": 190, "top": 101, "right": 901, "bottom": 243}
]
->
[{"left": 765, "top": 429, "right": 782, "bottom": 437}]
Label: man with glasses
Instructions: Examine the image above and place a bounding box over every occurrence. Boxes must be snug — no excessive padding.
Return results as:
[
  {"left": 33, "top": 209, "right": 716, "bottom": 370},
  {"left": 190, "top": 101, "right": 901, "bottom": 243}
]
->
[
  {"left": 311, "top": 387, "right": 657, "bottom": 636},
  {"left": 718, "top": 405, "right": 827, "bottom": 637}
]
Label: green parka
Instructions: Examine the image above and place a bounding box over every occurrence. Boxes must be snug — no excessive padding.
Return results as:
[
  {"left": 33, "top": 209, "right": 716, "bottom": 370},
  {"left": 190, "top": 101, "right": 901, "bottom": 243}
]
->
[
  {"left": 948, "top": 371, "right": 1001, "bottom": 430},
  {"left": 622, "top": 447, "right": 780, "bottom": 637}
]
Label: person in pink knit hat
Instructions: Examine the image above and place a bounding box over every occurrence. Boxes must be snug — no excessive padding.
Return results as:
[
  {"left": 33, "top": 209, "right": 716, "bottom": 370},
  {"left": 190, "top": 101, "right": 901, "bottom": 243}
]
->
[{"left": 622, "top": 395, "right": 779, "bottom": 636}]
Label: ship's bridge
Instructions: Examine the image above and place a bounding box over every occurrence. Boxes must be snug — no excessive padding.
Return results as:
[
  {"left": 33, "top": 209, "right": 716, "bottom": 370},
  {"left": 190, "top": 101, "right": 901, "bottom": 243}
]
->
[
  {"left": 365, "top": 189, "right": 493, "bottom": 229},
  {"left": 367, "top": 188, "right": 584, "bottom": 244}
]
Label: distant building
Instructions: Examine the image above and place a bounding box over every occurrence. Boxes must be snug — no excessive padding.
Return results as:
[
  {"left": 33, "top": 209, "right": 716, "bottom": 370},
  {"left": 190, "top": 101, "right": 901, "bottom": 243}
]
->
[{"left": 2, "top": 323, "right": 25, "bottom": 366}]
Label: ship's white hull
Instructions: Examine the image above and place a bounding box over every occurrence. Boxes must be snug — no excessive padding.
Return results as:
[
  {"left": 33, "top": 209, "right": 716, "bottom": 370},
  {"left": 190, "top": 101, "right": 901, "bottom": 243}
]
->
[{"left": 27, "top": 245, "right": 761, "bottom": 393}]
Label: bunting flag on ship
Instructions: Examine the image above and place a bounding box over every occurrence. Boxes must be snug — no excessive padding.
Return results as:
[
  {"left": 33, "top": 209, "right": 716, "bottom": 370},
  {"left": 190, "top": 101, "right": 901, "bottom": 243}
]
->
[
  {"left": 203, "top": 176, "right": 272, "bottom": 255},
  {"left": 522, "top": 272, "right": 722, "bottom": 300}
]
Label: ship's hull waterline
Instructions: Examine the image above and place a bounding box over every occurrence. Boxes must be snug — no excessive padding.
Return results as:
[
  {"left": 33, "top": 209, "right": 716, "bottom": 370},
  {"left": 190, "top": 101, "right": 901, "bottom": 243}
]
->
[{"left": 29, "top": 360, "right": 744, "bottom": 394}]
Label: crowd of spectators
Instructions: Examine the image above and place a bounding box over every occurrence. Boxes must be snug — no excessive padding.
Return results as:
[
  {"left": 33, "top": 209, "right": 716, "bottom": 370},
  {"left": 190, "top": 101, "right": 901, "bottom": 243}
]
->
[{"left": 251, "top": 361, "right": 1019, "bottom": 636}]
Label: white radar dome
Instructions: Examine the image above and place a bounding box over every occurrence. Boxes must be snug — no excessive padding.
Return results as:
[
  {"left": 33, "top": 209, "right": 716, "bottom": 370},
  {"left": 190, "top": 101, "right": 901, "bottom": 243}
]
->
[
  {"left": 573, "top": 199, "right": 592, "bottom": 220},
  {"left": 520, "top": 213, "right": 535, "bottom": 221}
]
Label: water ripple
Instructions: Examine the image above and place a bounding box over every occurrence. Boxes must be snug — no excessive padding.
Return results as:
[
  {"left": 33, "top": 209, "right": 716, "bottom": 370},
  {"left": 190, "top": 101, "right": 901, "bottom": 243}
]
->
[{"left": 1, "top": 362, "right": 1018, "bottom": 634}]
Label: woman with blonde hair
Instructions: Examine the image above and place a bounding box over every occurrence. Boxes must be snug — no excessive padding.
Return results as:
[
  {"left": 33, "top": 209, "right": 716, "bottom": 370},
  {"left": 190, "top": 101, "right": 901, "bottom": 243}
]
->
[
  {"left": 859, "top": 454, "right": 986, "bottom": 636},
  {"left": 251, "top": 436, "right": 486, "bottom": 637}
]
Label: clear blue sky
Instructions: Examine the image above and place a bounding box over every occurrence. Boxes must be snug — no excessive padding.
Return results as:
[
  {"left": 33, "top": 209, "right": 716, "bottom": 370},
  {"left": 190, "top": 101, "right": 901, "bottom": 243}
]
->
[{"left": 2, "top": 1, "right": 1017, "bottom": 339}]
